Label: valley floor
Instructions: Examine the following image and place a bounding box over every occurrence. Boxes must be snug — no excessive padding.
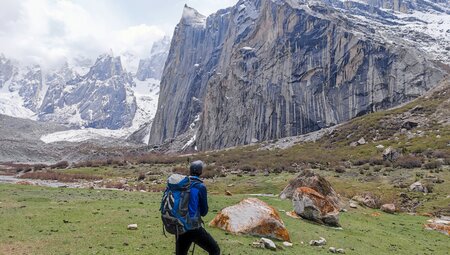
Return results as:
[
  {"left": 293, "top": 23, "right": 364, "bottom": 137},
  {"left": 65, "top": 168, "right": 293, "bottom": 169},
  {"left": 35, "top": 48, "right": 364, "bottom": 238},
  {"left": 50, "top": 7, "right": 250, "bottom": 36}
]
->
[{"left": 0, "top": 182, "right": 448, "bottom": 255}]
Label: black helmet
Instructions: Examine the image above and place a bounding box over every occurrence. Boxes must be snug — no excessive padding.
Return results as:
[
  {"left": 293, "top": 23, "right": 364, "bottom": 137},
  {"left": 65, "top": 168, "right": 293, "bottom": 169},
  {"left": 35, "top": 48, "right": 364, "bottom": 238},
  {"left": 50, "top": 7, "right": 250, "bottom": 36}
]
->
[{"left": 190, "top": 160, "right": 204, "bottom": 176}]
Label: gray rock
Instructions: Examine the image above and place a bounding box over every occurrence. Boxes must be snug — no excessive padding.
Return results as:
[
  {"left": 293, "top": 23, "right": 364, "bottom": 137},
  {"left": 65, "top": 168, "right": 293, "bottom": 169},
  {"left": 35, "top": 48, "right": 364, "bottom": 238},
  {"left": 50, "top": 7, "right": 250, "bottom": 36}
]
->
[
  {"left": 136, "top": 36, "right": 171, "bottom": 81},
  {"left": 381, "top": 203, "right": 396, "bottom": 214},
  {"left": 409, "top": 182, "right": 428, "bottom": 193},
  {"left": 127, "top": 224, "right": 138, "bottom": 230},
  {"left": 293, "top": 187, "right": 340, "bottom": 227},
  {"left": 149, "top": 0, "right": 447, "bottom": 150},
  {"left": 280, "top": 170, "right": 342, "bottom": 209},
  {"left": 261, "top": 238, "right": 276, "bottom": 251},
  {"left": 383, "top": 147, "right": 400, "bottom": 161},
  {"left": 309, "top": 237, "right": 327, "bottom": 246}
]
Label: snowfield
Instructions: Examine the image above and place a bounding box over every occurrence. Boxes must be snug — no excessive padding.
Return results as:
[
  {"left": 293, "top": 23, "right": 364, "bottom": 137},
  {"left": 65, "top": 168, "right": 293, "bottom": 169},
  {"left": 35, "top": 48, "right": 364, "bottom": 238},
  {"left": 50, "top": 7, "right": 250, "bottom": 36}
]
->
[{"left": 40, "top": 78, "right": 160, "bottom": 144}]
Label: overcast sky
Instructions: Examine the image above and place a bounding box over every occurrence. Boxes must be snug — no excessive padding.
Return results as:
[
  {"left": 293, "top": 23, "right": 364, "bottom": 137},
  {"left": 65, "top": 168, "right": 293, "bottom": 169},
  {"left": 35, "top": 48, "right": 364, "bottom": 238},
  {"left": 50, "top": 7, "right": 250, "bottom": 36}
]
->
[{"left": 0, "top": 0, "right": 238, "bottom": 68}]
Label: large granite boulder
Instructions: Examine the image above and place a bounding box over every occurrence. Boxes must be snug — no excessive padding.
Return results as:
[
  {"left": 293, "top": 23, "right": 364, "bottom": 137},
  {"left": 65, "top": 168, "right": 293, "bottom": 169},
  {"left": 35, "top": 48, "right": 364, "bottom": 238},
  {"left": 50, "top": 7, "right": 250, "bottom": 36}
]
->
[
  {"left": 292, "top": 187, "right": 340, "bottom": 227},
  {"left": 209, "top": 198, "right": 290, "bottom": 241},
  {"left": 280, "top": 170, "right": 341, "bottom": 209}
]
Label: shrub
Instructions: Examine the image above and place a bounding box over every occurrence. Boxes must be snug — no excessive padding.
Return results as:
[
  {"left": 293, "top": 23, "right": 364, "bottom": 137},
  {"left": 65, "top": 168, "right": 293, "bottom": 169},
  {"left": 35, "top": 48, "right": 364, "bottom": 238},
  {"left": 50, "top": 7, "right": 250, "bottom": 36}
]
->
[
  {"left": 369, "top": 157, "right": 384, "bottom": 166},
  {"left": 137, "top": 172, "right": 146, "bottom": 181},
  {"left": 33, "top": 164, "right": 47, "bottom": 171},
  {"left": 394, "top": 156, "right": 422, "bottom": 169},
  {"left": 201, "top": 167, "right": 221, "bottom": 179},
  {"left": 353, "top": 159, "right": 370, "bottom": 166},
  {"left": 135, "top": 182, "right": 147, "bottom": 191},
  {"left": 50, "top": 161, "right": 69, "bottom": 169},
  {"left": 444, "top": 158, "right": 450, "bottom": 165},
  {"left": 334, "top": 166, "right": 346, "bottom": 173},
  {"left": 172, "top": 166, "right": 188, "bottom": 175},
  {"left": 422, "top": 160, "right": 442, "bottom": 170},
  {"left": 104, "top": 181, "right": 124, "bottom": 189},
  {"left": 20, "top": 171, "right": 102, "bottom": 182},
  {"left": 432, "top": 150, "right": 449, "bottom": 159}
]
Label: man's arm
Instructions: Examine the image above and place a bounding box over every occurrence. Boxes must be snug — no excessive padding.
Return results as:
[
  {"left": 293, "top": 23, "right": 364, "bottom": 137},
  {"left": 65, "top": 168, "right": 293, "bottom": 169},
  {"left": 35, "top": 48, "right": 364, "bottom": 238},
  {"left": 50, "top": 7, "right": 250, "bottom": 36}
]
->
[{"left": 198, "top": 184, "right": 209, "bottom": 217}]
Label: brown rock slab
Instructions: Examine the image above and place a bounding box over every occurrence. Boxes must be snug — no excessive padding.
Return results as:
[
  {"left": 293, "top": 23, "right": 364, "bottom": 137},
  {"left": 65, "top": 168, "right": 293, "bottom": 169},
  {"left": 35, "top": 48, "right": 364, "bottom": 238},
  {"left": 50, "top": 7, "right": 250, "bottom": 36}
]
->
[
  {"left": 209, "top": 198, "right": 290, "bottom": 241},
  {"left": 293, "top": 187, "right": 340, "bottom": 227}
]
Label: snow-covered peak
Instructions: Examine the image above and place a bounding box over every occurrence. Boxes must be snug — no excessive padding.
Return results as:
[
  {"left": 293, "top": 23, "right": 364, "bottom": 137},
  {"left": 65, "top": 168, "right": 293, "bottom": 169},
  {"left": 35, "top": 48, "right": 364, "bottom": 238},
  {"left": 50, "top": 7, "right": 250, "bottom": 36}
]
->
[
  {"left": 182, "top": 5, "right": 207, "bottom": 27},
  {"left": 87, "top": 53, "right": 124, "bottom": 80}
]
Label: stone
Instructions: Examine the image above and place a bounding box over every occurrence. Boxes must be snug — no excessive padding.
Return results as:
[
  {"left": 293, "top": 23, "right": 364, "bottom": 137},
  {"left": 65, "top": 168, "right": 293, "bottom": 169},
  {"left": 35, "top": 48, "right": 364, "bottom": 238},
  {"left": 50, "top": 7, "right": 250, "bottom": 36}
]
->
[
  {"left": 380, "top": 204, "right": 396, "bottom": 214},
  {"left": 280, "top": 170, "right": 342, "bottom": 209},
  {"left": 357, "top": 137, "right": 366, "bottom": 145},
  {"left": 349, "top": 202, "right": 358, "bottom": 209},
  {"left": 402, "top": 121, "right": 419, "bottom": 130},
  {"left": 337, "top": 248, "right": 346, "bottom": 254},
  {"left": 293, "top": 187, "right": 340, "bottom": 227},
  {"left": 261, "top": 238, "right": 277, "bottom": 251},
  {"left": 309, "top": 237, "right": 327, "bottom": 246},
  {"left": 352, "top": 193, "right": 381, "bottom": 209},
  {"left": 409, "top": 182, "right": 428, "bottom": 193},
  {"left": 251, "top": 241, "right": 265, "bottom": 249},
  {"left": 383, "top": 147, "right": 400, "bottom": 161},
  {"left": 376, "top": 144, "right": 385, "bottom": 150},
  {"left": 225, "top": 190, "right": 233, "bottom": 196},
  {"left": 283, "top": 241, "right": 293, "bottom": 247},
  {"left": 127, "top": 224, "right": 138, "bottom": 230},
  {"left": 209, "top": 198, "right": 290, "bottom": 241}
]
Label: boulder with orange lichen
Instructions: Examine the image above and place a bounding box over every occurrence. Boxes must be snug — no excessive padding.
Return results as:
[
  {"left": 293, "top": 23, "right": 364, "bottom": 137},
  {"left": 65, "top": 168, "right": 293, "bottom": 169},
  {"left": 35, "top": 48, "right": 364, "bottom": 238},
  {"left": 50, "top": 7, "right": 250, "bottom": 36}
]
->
[
  {"left": 209, "top": 198, "right": 290, "bottom": 241},
  {"left": 293, "top": 187, "right": 341, "bottom": 227},
  {"left": 280, "top": 170, "right": 342, "bottom": 209}
]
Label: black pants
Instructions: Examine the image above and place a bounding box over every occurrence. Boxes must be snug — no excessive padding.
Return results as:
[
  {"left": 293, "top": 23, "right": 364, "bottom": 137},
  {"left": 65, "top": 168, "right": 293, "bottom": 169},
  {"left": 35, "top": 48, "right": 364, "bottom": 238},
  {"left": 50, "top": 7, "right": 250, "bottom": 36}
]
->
[{"left": 176, "top": 227, "right": 220, "bottom": 255}]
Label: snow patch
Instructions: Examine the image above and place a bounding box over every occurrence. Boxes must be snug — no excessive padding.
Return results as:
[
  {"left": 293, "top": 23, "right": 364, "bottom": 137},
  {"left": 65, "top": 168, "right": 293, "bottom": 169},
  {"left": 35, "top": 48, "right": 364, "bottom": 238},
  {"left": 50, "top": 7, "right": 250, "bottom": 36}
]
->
[
  {"left": 182, "top": 5, "right": 207, "bottom": 27},
  {"left": 40, "top": 128, "right": 130, "bottom": 144}
]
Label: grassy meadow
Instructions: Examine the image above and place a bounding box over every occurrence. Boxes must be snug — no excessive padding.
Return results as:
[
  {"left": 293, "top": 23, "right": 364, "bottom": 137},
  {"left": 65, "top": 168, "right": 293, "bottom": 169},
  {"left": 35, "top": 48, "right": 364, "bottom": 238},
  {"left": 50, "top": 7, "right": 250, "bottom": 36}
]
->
[{"left": 1, "top": 179, "right": 449, "bottom": 255}]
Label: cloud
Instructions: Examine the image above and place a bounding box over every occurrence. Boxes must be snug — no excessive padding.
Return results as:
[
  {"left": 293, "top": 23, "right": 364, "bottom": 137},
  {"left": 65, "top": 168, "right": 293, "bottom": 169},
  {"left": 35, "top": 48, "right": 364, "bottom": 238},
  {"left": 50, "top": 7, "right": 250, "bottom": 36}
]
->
[
  {"left": 0, "top": 0, "right": 166, "bottom": 69},
  {"left": 0, "top": 0, "right": 239, "bottom": 70}
]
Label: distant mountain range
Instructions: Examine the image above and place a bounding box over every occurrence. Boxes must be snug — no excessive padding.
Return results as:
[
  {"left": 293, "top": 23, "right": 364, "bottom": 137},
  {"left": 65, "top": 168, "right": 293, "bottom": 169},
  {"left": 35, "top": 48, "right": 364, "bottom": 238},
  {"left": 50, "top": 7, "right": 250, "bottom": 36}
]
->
[{"left": 0, "top": 36, "right": 170, "bottom": 144}]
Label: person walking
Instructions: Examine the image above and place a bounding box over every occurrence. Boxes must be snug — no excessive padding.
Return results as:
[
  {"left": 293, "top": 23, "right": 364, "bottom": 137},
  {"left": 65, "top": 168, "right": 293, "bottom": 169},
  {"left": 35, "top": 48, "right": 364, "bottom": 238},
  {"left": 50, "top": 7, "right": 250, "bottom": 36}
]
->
[{"left": 175, "top": 160, "right": 220, "bottom": 255}]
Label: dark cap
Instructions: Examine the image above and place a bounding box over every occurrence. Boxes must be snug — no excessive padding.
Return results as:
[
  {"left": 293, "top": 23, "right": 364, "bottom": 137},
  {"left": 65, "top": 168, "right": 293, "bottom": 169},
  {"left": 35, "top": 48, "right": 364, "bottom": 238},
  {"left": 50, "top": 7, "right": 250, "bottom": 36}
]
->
[{"left": 190, "top": 160, "right": 204, "bottom": 176}]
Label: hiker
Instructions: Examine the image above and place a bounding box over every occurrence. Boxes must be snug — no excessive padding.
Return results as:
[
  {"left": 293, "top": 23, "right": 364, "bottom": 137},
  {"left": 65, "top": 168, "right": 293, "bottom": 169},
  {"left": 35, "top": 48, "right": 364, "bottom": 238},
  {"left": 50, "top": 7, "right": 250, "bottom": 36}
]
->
[
  {"left": 177, "top": 160, "right": 220, "bottom": 254},
  {"left": 161, "top": 160, "right": 220, "bottom": 255}
]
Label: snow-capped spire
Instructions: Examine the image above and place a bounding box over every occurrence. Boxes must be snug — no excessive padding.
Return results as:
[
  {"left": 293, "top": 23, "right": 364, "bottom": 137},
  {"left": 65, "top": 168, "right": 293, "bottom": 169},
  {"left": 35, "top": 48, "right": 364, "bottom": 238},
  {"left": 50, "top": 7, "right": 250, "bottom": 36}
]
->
[{"left": 181, "top": 4, "right": 206, "bottom": 27}]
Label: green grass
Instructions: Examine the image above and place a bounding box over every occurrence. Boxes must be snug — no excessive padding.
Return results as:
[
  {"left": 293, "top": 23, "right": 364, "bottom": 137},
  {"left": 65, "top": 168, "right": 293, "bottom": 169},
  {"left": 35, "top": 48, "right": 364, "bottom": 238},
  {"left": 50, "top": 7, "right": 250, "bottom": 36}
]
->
[{"left": 0, "top": 184, "right": 448, "bottom": 255}]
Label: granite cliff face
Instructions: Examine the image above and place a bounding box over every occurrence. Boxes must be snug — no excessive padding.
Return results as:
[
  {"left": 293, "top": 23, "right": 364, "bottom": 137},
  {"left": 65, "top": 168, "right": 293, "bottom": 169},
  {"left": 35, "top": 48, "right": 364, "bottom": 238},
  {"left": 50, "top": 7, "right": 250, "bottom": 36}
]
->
[
  {"left": 150, "top": 0, "right": 449, "bottom": 150},
  {"left": 136, "top": 36, "right": 171, "bottom": 81}
]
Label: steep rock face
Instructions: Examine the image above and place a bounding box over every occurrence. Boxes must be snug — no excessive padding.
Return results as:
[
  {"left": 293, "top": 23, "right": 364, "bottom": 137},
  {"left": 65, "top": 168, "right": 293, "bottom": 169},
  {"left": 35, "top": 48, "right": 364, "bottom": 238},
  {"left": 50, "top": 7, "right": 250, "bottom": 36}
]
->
[
  {"left": 13, "top": 66, "right": 44, "bottom": 112},
  {"left": 150, "top": 0, "right": 448, "bottom": 150},
  {"left": 0, "top": 55, "right": 15, "bottom": 88},
  {"left": 39, "top": 54, "right": 137, "bottom": 129},
  {"left": 136, "top": 36, "right": 171, "bottom": 81},
  {"left": 149, "top": 5, "right": 232, "bottom": 144}
]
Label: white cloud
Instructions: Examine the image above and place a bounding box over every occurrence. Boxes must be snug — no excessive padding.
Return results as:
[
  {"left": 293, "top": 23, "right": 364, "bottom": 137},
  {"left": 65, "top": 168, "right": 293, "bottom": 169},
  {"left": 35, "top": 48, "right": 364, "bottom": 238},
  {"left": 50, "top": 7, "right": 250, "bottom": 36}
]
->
[
  {"left": 0, "top": 0, "right": 239, "bottom": 70},
  {"left": 0, "top": 0, "right": 166, "bottom": 69}
]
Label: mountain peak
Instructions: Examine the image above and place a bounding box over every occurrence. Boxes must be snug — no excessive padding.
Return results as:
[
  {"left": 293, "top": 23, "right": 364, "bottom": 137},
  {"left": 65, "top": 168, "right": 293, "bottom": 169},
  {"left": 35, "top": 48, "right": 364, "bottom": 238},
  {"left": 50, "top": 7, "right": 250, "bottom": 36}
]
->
[
  {"left": 181, "top": 4, "right": 206, "bottom": 27},
  {"left": 88, "top": 53, "right": 123, "bottom": 80}
]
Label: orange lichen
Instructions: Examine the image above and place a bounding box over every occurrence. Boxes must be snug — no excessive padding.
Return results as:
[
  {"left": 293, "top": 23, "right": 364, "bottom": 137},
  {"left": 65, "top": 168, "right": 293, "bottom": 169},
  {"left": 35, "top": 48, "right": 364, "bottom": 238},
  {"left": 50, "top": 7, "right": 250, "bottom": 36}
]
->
[{"left": 296, "top": 187, "right": 338, "bottom": 215}]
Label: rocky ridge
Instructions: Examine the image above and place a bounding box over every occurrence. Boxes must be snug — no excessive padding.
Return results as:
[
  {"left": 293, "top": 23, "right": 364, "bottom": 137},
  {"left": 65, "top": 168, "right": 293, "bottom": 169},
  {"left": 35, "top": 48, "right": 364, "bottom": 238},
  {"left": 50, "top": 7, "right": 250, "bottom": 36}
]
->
[{"left": 150, "top": 0, "right": 449, "bottom": 151}]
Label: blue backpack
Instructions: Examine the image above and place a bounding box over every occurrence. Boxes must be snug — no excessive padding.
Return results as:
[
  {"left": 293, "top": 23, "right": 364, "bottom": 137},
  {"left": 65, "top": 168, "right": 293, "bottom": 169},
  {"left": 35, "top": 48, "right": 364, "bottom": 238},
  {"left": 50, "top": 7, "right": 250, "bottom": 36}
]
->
[{"left": 160, "top": 174, "right": 201, "bottom": 236}]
